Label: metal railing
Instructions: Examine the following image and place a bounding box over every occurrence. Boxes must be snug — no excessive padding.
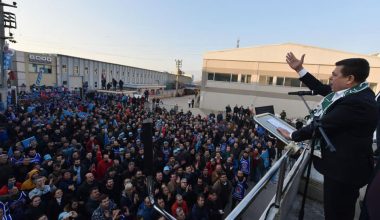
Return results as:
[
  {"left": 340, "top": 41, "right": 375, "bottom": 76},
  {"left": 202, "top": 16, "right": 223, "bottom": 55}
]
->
[{"left": 225, "top": 147, "right": 308, "bottom": 220}]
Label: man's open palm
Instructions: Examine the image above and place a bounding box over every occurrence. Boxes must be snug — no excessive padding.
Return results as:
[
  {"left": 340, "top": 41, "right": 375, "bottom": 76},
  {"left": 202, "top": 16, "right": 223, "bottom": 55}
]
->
[{"left": 286, "top": 52, "right": 305, "bottom": 72}]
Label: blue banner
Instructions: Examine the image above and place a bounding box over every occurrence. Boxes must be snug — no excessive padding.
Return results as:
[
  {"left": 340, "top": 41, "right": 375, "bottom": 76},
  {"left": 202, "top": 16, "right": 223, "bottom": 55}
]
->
[
  {"left": 35, "top": 68, "right": 44, "bottom": 86},
  {"left": 21, "top": 136, "right": 37, "bottom": 149}
]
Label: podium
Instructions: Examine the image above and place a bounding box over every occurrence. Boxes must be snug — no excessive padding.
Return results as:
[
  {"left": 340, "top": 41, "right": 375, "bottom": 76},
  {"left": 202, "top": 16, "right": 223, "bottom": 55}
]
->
[{"left": 253, "top": 113, "right": 296, "bottom": 145}]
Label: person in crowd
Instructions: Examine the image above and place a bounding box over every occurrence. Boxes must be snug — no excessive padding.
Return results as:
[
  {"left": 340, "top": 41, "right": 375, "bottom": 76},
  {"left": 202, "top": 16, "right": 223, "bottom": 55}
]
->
[
  {"left": 91, "top": 194, "right": 118, "bottom": 220},
  {"left": 25, "top": 195, "right": 46, "bottom": 219},
  {"left": 190, "top": 194, "right": 208, "bottom": 220},
  {"left": 212, "top": 172, "right": 232, "bottom": 210},
  {"left": 171, "top": 194, "right": 189, "bottom": 216},
  {"left": 231, "top": 170, "right": 248, "bottom": 209},
  {"left": 47, "top": 188, "right": 66, "bottom": 220},
  {"left": 136, "top": 196, "right": 155, "bottom": 220}
]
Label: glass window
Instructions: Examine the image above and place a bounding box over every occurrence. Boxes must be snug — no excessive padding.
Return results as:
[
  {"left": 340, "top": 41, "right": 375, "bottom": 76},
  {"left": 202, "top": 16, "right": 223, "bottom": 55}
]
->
[
  {"left": 29, "top": 64, "right": 37, "bottom": 73},
  {"left": 84, "top": 67, "right": 89, "bottom": 74},
  {"left": 246, "top": 75, "right": 252, "bottom": 83},
  {"left": 207, "top": 72, "right": 214, "bottom": 80},
  {"left": 276, "top": 77, "right": 284, "bottom": 86},
  {"left": 267, "top": 76, "right": 273, "bottom": 85},
  {"left": 74, "top": 66, "right": 79, "bottom": 74},
  {"left": 284, "top": 78, "right": 301, "bottom": 87},
  {"left": 29, "top": 64, "right": 52, "bottom": 74},
  {"left": 214, "top": 73, "right": 231, "bottom": 82},
  {"left": 62, "top": 65, "right": 67, "bottom": 73},
  {"left": 259, "top": 75, "right": 273, "bottom": 85},
  {"left": 241, "top": 75, "right": 246, "bottom": 83},
  {"left": 231, "top": 74, "right": 238, "bottom": 82},
  {"left": 45, "top": 65, "right": 52, "bottom": 74}
]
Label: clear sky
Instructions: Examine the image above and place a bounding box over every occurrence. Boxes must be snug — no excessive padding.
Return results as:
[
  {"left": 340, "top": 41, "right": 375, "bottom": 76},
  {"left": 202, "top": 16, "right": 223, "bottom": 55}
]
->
[{"left": 8, "top": 0, "right": 380, "bottom": 80}]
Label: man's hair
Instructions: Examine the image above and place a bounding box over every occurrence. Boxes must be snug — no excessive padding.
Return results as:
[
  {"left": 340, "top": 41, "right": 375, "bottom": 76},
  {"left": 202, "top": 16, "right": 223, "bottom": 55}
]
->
[
  {"left": 335, "top": 58, "right": 370, "bottom": 83},
  {"left": 99, "top": 193, "right": 109, "bottom": 202},
  {"left": 89, "top": 187, "right": 99, "bottom": 194}
]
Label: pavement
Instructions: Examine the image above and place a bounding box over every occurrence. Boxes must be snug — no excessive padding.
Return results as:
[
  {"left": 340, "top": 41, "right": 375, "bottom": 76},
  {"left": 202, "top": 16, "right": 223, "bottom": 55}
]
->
[{"left": 160, "top": 95, "right": 209, "bottom": 117}]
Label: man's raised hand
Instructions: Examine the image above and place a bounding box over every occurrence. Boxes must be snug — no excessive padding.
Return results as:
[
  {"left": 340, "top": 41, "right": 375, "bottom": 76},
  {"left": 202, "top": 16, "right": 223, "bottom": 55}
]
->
[{"left": 286, "top": 52, "right": 305, "bottom": 72}]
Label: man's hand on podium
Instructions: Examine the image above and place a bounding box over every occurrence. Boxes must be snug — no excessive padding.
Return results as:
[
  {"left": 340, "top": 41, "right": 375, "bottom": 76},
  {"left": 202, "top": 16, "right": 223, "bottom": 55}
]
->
[{"left": 277, "top": 127, "right": 291, "bottom": 140}]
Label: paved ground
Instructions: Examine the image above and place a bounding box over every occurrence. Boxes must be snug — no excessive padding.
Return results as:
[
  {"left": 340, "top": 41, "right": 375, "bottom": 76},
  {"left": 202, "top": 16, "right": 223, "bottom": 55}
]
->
[{"left": 160, "top": 95, "right": 209, "bottom": 116}]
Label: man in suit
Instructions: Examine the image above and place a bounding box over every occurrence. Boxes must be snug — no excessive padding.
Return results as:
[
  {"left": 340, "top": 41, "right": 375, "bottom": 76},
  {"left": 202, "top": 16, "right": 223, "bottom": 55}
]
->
[
  {"left": 278, "top": 52, "right": 378, "bottom": 220},
  {"left": 375, "top": 92, "right": 380, "bottom": 159}
]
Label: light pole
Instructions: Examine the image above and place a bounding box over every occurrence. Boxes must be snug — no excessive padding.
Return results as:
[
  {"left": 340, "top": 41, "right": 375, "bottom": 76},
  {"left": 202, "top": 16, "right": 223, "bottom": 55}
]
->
[
  {"left": 175, "top": 59, "right": 182, "bottom": 97},
  {"left": 0, "top": 0, "right": 17, "bottom": 109}
]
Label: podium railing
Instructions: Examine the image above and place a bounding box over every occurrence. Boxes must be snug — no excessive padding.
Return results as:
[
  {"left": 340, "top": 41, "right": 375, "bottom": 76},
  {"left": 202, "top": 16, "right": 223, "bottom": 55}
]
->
[{"left": 225, "top": 147, "right": 308, "bottom": 220}]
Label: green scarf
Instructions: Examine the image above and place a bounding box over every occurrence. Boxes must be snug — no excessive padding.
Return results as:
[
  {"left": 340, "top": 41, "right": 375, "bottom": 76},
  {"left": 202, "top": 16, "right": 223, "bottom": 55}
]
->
[
  {"left": 311, "top": 82, "right": 369, "bottom": 154},
  {"left": 312, "top": 82, "right": 369, "bottom": 118}
]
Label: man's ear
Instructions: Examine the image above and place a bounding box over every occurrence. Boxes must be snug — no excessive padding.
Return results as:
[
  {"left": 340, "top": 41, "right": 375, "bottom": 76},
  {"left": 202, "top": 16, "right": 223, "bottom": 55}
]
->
[{"left": 347, "top": 74, "right": 356, "bottom": 85}]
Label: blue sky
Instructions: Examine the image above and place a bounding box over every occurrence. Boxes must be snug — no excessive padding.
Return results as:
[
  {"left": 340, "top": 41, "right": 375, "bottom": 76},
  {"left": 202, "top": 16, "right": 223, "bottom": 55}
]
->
[{"left": 9, "top": 0, "right": 380, "bottom": 80}]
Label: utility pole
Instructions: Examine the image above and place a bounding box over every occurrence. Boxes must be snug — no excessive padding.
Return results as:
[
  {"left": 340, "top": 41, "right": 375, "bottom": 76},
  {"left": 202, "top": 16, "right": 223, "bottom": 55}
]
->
[
  {"left": 0, "top": 0, "right": 17, "bottom": 110},
  {"left": 237, "top": 37, "right": 240, "bottom": 48},
  {"left": 174, "top": 59, "right": 182, "bottom": 97}
]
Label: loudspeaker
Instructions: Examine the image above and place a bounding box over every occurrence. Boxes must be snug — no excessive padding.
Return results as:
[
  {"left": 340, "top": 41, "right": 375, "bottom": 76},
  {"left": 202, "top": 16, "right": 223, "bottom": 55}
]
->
[
  {"left": 10, "top": 86, "right": 17, "bottom": 105},
  {"left": 142, "top": 118, "right": 153, "bottom": 177}
]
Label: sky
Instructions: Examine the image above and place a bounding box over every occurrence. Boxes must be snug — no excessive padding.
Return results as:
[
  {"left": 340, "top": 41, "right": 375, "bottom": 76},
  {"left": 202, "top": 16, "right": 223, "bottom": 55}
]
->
[{"left": 7, "top": 0, "right": 380, "bottom": 80}]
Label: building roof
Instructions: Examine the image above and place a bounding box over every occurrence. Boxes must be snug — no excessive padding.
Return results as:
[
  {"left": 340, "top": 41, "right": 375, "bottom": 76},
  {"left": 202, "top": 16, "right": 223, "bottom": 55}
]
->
[{"left": 204, "top": 43, "right": 380, "bottom": 67}]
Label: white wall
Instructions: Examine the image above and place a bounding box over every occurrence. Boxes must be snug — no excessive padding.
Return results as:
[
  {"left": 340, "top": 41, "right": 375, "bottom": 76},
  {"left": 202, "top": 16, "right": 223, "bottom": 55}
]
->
[{"left": 199, "top": 90, "right": 320, "bottom": 118}]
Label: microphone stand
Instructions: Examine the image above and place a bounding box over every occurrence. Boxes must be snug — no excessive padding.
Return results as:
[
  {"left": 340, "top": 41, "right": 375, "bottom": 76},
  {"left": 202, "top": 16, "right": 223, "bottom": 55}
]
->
[
  {"left": 296, "top": 94, "right": 335, "bottom": 220},
  {"left": 143, "top": 100, "right": 177, "bottom": 220}
]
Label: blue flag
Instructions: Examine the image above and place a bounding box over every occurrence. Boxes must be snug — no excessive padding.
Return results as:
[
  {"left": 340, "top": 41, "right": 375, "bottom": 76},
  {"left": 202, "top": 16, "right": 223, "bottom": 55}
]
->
[
  {"left": 21, "top": 136, "right": 37, "bottom": 149},
  {"left": 104, "top": 133, "right": 110, "bottom": 146}
]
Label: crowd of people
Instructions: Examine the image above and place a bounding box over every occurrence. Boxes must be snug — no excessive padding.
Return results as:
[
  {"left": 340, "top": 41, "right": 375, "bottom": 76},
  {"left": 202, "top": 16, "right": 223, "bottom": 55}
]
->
[{"left": 0, "top": 89, "right": 280, "bottom": 220}]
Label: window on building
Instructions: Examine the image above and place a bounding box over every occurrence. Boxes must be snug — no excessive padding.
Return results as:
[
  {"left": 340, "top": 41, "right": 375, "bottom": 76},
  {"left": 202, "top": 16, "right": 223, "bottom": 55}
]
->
[
  {"left": 214, "top": 73, "right": 231, "bottom": 82},
  {"left": 241, "top": 75, "right": 246, "bottom": 83},
  {"left": 207, "top": 72, "right": 214, "bottom": 80},
  {"left": 62, "top": 65, "right": 67, "bottom": 73},
  {"left": 246, "top": 75, "right": 252, "bottom": 83},
  {"left": 29, "top": 64, "right": 52, "bottom": 74},
  {"left": 276, "top": 77, "right": 284, "bottom": 86},
  {"left": 284, "top": 77, "right": 301, "bottom": 87},
  {"left": 84, "top": 67, "right": 89, "bottom": 74},
  {"left": 74, "top": 66, "right": 79, "bottom": 74},
  {"left": 258, "top": 75, "right": 273, "bottom": 85},
  {"left": 231, "top": 74, "right": 238, "bottom": 82}
]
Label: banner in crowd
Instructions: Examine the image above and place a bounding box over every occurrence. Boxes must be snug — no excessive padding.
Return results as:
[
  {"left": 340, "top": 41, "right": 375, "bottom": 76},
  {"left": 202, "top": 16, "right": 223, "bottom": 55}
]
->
[
  {"left": 21, "top": 136, "right": 37, "bottom": 149},
  {"left": 35, "top": 68, "right": 44, "bottom": 86},
  {"left": 3, "top": 43, "right": 14, "bottom": 71}
]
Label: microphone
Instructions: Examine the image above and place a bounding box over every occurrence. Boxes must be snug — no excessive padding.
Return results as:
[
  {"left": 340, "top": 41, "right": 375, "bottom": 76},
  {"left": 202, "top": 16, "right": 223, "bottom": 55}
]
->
[{"left": 288, "top": 90, "right": 317, "bottom": 96}]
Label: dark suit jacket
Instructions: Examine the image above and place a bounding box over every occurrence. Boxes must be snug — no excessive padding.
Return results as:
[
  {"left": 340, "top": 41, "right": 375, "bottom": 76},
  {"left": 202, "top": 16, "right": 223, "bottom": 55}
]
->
[
  {"left": 292, "top": 73, "right": 378, "bottom": 187},
  {"left": 376, "top": 93, "right": 380, "bottom": 151}
]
